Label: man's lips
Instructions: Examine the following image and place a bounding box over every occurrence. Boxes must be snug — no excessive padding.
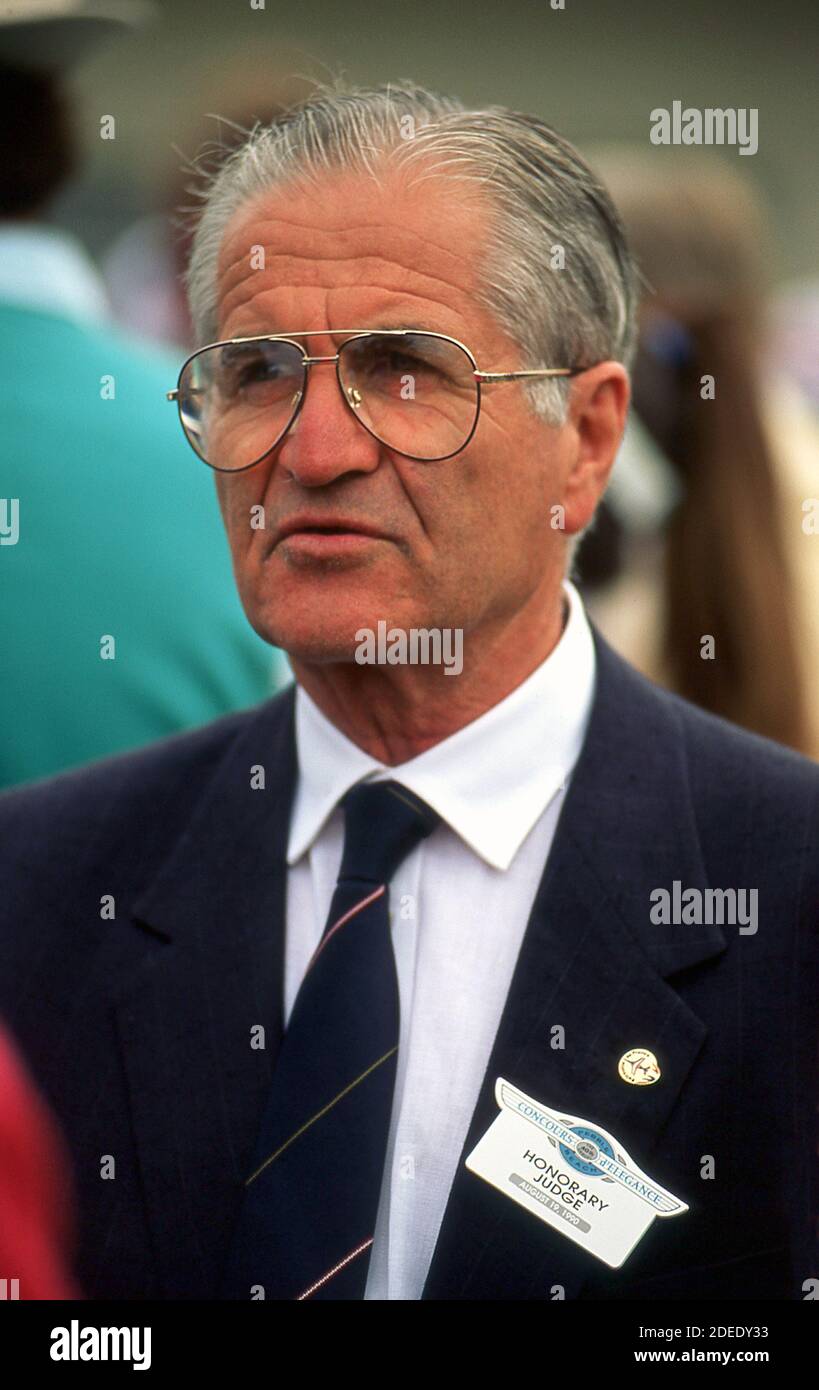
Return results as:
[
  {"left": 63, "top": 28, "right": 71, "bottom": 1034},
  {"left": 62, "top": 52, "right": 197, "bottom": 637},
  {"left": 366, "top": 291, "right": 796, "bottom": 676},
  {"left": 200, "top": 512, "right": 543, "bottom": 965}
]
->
[{"left": 273, "top": 516, "right": 390, "bottom": 546}]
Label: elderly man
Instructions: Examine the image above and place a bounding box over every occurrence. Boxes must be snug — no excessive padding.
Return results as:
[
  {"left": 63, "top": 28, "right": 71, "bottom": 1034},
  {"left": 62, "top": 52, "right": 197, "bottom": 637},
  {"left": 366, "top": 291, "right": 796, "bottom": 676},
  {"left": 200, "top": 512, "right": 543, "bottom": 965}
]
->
[{"left": 0, "top": 81, "right": 817, "bottom": 1303}]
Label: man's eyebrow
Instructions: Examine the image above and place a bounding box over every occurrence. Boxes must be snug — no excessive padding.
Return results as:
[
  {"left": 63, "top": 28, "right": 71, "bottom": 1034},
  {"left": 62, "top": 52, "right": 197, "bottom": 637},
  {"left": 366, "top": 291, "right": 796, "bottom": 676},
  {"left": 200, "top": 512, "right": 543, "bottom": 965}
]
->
[
  {"left": 362, "top": 318, "right": 470, "bottom": 337},
  {"left": 224, "top": 319, "right": 455, "bottom": 339},
  {"left": 368, "top": 320, "right": 437, "bottom": 332}
]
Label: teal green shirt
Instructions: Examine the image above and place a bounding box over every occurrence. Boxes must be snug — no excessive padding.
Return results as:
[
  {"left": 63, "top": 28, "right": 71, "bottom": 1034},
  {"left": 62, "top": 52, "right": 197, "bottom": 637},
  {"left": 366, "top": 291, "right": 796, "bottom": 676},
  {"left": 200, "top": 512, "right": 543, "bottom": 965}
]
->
[{"left": 0, "top": 302, "right": 291, "bottom": 788}]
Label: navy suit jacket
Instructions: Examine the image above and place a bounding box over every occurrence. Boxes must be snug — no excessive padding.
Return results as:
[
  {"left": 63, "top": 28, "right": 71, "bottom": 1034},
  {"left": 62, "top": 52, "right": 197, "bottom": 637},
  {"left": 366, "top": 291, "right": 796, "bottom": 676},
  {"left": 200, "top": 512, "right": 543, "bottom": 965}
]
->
[{"left": 1, "top": 630, "right": 817, "bottom": 1300}]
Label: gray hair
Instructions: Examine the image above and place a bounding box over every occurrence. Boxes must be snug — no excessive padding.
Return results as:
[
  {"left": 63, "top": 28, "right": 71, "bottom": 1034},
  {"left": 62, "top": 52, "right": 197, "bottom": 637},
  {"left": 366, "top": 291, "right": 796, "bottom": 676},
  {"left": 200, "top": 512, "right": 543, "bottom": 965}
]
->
[{"left": 184, "top": 78, "right": 638, "bottom": 432}]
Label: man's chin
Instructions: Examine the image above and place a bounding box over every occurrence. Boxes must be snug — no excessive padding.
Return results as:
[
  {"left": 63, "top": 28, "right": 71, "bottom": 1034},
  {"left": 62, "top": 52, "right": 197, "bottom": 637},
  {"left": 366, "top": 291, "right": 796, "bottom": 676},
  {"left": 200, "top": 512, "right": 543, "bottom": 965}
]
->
[
  {"left": 276, "top": 638, "right": 364, "bottom": 667},
  {"left": 242, "top": 610, "right": 371, "bottom": 667}
]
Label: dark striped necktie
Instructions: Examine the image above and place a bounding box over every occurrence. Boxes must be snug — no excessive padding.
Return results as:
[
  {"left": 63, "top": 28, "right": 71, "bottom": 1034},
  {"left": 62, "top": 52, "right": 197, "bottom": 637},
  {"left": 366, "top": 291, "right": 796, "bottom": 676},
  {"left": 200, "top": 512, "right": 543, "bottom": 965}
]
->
[{"left": 220, "top": 778, "right": 440, "bottom": 1300}]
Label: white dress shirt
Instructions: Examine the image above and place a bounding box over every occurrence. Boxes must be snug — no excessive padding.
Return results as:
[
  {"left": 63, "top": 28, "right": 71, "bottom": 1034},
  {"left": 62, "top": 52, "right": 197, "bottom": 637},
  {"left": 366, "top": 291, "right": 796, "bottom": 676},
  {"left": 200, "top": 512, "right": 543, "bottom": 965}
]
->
[{"left": 285, "top": 578, "right": 597, "bottom": 1299}]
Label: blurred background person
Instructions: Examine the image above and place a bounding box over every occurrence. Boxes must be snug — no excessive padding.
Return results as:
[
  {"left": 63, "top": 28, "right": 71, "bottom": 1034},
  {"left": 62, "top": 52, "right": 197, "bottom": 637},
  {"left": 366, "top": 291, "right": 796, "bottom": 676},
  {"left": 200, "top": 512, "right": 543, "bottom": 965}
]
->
[
  {"left": 576, "top": 150, "right": 819, "bottom": 757},
  {"left": 0, "top": 1018, "right": 81, "bottom": 1299},
  {"left": 100, "top": 66, "right": 318, "bottom": 349},
  {"left": 771, "top": 276, "right": 819, "bottom": 411},
  {"left": 0, "top": 1, "right": 289, "bottom": 790}
]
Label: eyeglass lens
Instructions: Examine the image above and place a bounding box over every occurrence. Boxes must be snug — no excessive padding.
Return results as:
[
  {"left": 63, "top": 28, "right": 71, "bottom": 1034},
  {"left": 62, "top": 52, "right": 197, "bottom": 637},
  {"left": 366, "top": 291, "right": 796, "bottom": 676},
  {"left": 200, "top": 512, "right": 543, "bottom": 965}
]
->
[{"left": 176, "top": 332, "right": 479, "bottom": 468}]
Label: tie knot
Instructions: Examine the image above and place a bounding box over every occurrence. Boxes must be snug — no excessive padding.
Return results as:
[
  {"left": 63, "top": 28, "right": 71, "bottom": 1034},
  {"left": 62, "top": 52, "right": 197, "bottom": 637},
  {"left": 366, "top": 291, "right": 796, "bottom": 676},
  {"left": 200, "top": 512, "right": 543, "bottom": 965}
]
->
[{"left": 338, "top": 779, "right": 440, "bottom": 886}]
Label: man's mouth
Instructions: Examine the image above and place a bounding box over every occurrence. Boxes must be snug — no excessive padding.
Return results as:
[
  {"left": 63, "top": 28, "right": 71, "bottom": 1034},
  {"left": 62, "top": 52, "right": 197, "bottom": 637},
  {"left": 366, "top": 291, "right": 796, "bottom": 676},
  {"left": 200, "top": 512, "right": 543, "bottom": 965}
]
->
[
  {"left": 295, "top": 525, "right": 362, "bottom": 535},
  {"left": 271, "top": 516, "right": 391, "bottom": 560},
  {"left": 276, "top": 516, "right": 388, "bottom": 544}
]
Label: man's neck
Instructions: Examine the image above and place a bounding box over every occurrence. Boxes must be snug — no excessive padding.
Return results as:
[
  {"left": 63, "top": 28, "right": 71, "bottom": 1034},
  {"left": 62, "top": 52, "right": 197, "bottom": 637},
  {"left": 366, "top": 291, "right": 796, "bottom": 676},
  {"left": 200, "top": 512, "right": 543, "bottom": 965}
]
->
[{"left": 289, "top": 588, "right": 568, "bottom": 766}]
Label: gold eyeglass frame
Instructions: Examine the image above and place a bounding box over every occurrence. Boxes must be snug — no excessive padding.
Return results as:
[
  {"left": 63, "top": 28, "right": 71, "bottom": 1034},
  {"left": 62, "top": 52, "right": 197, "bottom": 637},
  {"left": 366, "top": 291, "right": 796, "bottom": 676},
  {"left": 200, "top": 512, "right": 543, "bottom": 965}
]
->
[{"left": 166, "top": 328, "right": 588, "bottom": 471}]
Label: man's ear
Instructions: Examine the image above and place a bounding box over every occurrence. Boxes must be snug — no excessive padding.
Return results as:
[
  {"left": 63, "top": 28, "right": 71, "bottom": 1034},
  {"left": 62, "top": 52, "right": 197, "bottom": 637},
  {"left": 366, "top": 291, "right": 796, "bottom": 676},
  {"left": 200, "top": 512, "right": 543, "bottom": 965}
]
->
[{"left": 560, "top": 362, "right": 630, "bottom": 536}]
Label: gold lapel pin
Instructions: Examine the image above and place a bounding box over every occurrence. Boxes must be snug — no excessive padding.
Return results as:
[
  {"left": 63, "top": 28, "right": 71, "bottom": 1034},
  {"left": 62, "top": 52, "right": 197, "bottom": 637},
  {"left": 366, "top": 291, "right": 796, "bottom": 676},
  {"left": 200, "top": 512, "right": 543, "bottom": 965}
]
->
[{"left": 618, "top": 1047, "right": 661, "bottom": 1085}]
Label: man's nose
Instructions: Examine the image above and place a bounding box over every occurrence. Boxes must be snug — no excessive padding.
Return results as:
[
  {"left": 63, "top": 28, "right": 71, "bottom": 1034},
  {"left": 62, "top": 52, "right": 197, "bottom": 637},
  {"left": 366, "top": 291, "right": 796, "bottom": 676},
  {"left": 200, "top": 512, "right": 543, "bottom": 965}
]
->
[{"left": 276, "top": 361, "right": 382, "bottom": 487}]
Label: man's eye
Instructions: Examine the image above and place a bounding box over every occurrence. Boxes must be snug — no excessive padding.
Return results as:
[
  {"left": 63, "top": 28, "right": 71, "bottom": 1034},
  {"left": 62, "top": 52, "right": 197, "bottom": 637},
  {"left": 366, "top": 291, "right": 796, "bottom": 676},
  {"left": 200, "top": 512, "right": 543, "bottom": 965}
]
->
[
  {"left": 223, "top": 358, "right": 284, "bottom": 393},
  {"left": 374, "top": 350, "right": 447, "bottom": 378},
  {"left": 242, "top": 358, "right": 281, "bottom": 384}
]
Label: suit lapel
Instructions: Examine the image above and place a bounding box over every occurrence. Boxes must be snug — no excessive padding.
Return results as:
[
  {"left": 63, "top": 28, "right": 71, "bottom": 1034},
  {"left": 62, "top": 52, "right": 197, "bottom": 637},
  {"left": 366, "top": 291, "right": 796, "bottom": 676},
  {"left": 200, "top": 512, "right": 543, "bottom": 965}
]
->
[
  {"left": 108, "top": 630, "right": 727, "bottom": 1300},
  {"left": 112, "top": 686, "right": 297, "bottom": 1297},
  {"left": 422, "top": 633, "right": 727, "bottom": 1299}
]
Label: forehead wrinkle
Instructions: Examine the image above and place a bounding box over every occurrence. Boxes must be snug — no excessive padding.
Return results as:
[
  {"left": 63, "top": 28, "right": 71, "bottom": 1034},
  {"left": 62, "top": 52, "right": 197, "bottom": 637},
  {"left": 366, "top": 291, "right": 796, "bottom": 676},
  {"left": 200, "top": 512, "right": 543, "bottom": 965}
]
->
[
  {"left": 216, "top": 202, "right": 487, "bottom": 308},
  {"left": 221, "top": 210, "right": 482, "bottom": 258},
  {"left": 221, "top": 282, "right": 475, "bottom": 345},
  {"left": 217, "top": 194, "right": 488, "bottom": 279},
  {"left": 220, "top": 260, "right": 474, "bottom": 333},
  {"left": 217, "top": 234, "right": 479, "bottom": 325},
  {"left": 216, "top": 211, "right": 351, "bottom": 289}
]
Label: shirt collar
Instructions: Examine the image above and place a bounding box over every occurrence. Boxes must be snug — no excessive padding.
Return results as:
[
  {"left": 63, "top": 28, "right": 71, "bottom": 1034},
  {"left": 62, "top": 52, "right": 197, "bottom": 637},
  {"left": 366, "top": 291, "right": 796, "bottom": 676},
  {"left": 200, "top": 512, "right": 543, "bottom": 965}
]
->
[
  {"left": 287, "top": 578, "right": 597, "bottom": 871},
  {"left": 0, "top": 223, "right": 110, "bottom": 326}
]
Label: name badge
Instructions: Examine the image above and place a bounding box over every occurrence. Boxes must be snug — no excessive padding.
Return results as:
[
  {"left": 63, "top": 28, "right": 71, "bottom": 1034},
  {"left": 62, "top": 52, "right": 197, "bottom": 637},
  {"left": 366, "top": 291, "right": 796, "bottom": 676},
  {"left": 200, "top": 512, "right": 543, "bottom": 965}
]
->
[{"left": 465, "top": 1077, "right": 688, "bottom": 1268}]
